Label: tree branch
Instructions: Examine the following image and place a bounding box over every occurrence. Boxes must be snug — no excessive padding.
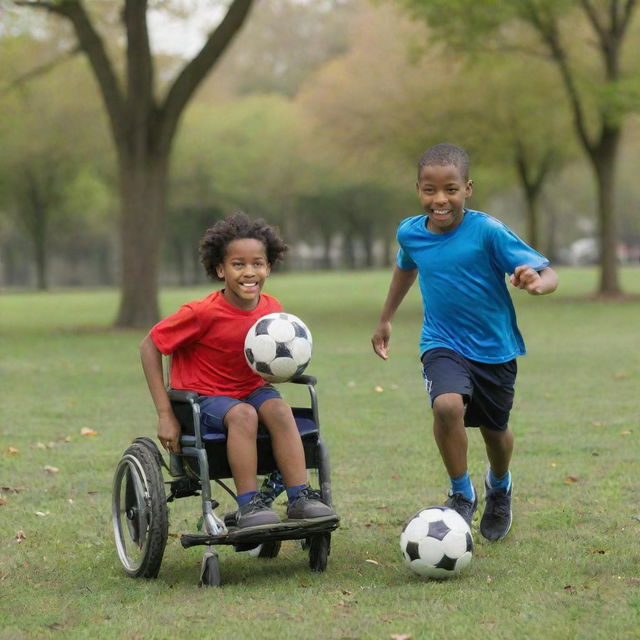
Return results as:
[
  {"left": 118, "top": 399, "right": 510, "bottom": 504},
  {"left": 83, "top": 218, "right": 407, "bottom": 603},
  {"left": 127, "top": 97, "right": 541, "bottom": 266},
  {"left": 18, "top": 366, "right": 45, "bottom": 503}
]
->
[
  {"left": 16, "top": 0, "right": 128, "bottom": 148},
  {"left": 124, "top": 0, "right": 154, "bottom": 126},
  {"left": 158, "top": 0, "right": 256, "bottom": 153},
  {"left": 1, "top": 45, "right": 81, "bottom": 96},
  {"left": 522, "top": 0, "right": 595, "bottom": 156}
]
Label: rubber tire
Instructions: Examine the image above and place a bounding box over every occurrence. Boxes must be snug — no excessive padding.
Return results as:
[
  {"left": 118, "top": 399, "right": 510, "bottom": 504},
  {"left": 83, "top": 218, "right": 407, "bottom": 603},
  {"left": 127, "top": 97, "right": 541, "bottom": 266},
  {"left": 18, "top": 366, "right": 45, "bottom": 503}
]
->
[
  {"left": 308, "top": 533, "right": 330, "bottom": 572},
  {"left": 199, "top": 551, "right": 221, "bottom": 587},
  {"left": 112, "top": 441, "right": 168, "bottom": 579}
]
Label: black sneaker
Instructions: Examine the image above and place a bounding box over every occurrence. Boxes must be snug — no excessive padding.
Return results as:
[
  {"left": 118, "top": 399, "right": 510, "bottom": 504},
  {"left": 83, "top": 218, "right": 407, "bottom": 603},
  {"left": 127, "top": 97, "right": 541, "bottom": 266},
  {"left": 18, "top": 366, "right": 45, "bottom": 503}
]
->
[
  {"left": 444, "top": 490, "right": 478, "bottom": 527},
  {"left": 286, "top": 486, "right": 339, "bottom": 522},
  {"left": 236, "top": 493, "right": 281, "bottom": 529},
  {"left": 480, "top": 472, "right": 513, "bottom": 541}
]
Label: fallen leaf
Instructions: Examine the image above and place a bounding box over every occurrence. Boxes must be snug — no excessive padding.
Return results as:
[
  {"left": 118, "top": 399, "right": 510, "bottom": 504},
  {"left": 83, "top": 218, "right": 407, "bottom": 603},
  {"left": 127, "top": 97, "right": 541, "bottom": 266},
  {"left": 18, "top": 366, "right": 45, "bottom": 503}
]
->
[
  {"left": 80, "top": 428, "right": 99, "bottom": 437},
  {"left": 589, "top": 549, "right": 606, "bottom": 555},
  {"left": 1, "top": 486, "right": 26, "bottom": 493},
  {"left": 5, "top": 446, "right": 19, "bottom": 456},
  {"left": 486, "top": 575, "right": 493, "bottom": 584},
  {"left": 44, "top": 465, "right": 59, "bottom": 474},
  {"left": 620, "top": 430, "right": 631, "bottom": 435},
  {"left": 35, "top": 511, "right": 50, "bottom": 517},
  {"left": 564, "top": 476, "right": 579, "bottom": 484},
  {"left": 374, "top": 385, "right": 384, "bottom": 393},
  {"left": 0, "top": 497, "right": 7, "bottom": 506},
  {"left": 35, "top": 442, "right": 47, "bottom": 450},
  {"left": 365, "top": 559, "right": 380, "bottom": 566},
  {"left": 15, "top": 530, "right": 26, "bottom": 543}
]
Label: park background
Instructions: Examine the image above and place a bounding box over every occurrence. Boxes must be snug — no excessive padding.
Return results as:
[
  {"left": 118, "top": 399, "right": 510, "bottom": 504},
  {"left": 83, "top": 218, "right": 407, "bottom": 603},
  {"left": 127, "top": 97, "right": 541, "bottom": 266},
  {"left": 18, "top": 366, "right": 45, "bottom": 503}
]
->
[{"left": 1, "top": 1, "right": 639, "bottom": 638}]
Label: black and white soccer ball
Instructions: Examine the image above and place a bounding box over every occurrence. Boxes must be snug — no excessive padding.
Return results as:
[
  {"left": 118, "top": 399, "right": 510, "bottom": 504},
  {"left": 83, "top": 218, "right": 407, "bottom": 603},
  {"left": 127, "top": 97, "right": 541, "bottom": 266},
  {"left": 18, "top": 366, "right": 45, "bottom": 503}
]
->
[
  {"left": 244, "top": 312, "right": 313, "bottom": 383},
  {"left": 400, "top": 506, "right": 473, "bottom": 579}
]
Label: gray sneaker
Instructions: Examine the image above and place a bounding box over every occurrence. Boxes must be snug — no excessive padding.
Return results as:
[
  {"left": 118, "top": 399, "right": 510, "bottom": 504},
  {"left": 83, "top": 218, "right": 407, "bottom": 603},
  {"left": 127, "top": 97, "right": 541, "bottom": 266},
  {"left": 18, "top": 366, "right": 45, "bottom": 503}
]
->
[
  {"left": 286, "top": 486, "right": 338, "bottom": 522},
  {"left": 480, "top": 472, "right": 512, "bottom": 541},
  {"left": 444, "top": 489, "right": 478, "bottom": 528},
  {"left": 236, "top": 493, "right": 281, "bottom": 529}
]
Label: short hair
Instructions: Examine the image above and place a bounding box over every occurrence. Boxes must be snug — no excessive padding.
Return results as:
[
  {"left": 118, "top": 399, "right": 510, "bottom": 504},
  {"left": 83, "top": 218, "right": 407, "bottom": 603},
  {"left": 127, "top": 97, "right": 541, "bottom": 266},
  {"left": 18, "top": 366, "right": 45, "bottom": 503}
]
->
[
  {"left": 417, "top": 143, "right": 470, "bottom": 180},
  {"left": 200, "top": 211, "right": 288, "bottom": 281}
]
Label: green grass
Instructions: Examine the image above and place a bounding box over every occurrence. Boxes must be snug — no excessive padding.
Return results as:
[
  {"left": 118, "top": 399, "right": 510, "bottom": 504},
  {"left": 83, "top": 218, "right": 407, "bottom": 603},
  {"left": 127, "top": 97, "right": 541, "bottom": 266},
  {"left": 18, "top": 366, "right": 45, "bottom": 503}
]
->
[{"left": 1, "top": 268, "right": 639, "bottom": 639}]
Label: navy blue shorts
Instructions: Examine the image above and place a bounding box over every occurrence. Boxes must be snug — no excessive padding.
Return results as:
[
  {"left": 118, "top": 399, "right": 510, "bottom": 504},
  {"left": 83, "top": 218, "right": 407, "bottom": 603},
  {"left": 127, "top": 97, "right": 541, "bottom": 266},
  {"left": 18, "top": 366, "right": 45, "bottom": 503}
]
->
[
  {"left": 199, "top": 385, "right": 281, "bottom": 436},
  {"left": 421, "top": 347, "right": 517, "bottom": 431}
]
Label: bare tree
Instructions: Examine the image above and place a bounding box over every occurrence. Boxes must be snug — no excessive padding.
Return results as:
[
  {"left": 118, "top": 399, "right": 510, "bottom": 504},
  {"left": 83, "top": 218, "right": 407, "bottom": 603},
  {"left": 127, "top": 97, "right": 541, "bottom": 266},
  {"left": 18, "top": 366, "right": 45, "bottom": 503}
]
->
[{"left": 16, "top": 0, "right": 256, "bottom": 326}]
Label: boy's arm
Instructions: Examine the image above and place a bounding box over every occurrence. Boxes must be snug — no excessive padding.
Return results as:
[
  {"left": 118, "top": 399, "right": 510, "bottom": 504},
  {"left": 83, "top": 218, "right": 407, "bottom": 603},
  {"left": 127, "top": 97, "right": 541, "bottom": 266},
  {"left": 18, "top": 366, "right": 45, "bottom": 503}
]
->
[
  {"left": 139, "top": 333, "right": 181, "bottom": 453},
  {"left": 510, "top": 266, "right": 558, "bottom": 295},
  {"left": 371, "top": 265, "right": 418, "bottom": 360}
]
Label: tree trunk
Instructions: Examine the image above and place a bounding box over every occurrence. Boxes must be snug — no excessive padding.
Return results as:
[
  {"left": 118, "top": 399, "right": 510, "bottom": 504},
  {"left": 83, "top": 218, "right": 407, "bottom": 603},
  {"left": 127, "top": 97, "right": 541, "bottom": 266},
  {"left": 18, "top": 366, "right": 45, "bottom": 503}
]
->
[
  {"left": 114, "top": 154, "right": 168, "bottom": 328},
  {"left": 591, "top": 132, "right": 621, "bottom": 295}
]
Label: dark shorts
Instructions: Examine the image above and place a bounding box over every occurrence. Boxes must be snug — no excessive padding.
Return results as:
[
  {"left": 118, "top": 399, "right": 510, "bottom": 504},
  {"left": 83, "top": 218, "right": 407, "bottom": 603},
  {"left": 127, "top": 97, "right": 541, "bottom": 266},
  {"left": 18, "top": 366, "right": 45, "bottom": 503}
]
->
[
  {"left": 199, "top": 385, "right": 281, "bottom": 436},
  {"left": 421, "top": 347, "right": 517, "bottom": 431}
]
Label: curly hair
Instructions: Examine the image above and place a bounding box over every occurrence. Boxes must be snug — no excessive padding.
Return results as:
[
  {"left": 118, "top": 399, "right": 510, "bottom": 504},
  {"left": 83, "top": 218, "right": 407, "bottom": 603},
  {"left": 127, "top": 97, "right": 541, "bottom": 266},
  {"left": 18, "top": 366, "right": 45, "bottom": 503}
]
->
[
  {"left": 417, "top": 143, "right": 470, "bottom": 180},
  {"left": 199, "top": 211, "right": 288, "bottom": 281}
]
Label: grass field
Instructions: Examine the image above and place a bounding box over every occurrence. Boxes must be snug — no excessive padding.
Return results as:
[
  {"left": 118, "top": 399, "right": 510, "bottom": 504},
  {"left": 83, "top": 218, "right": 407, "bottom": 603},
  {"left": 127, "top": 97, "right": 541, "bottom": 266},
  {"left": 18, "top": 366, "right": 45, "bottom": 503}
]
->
[{"left": 1, "top": 267, "right": 639, "bottom": 639}]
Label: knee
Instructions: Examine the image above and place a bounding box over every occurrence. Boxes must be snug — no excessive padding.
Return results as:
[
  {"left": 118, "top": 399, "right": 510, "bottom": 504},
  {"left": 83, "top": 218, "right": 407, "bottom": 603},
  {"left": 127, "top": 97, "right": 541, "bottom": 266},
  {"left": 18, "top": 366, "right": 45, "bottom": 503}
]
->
[
  {"left": 259, "top": 398, "right": 295, "bottom": 432},
  {"left": 432, "top": 393, "right": 466, "bottom": 425},
  {"left": 225, "top": 403, "right": 258, "bottom": 437}
]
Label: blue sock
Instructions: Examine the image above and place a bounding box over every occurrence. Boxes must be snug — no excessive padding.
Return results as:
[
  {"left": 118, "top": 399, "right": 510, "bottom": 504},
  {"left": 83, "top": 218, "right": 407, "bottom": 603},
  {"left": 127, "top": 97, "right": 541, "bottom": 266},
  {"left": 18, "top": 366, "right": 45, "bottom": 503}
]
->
[
  {"left": 450, "top": 472, "right": 475, "bottom": 502},
  {"left": 286, "top": 483, "right": 307, "bottom": 504},
  {"left": 236, "top": 490, "right": 258, "bottom": 507},
  {"left": 488, "top": 469, "right": 511, "bottom": 491}
]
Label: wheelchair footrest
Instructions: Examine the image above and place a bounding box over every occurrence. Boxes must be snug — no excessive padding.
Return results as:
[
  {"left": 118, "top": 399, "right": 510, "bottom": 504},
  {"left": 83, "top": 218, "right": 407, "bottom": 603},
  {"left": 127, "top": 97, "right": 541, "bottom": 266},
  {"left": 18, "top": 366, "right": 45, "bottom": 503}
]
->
[{"left": 180, "top": 517, "right": 339, "bottom": 549}]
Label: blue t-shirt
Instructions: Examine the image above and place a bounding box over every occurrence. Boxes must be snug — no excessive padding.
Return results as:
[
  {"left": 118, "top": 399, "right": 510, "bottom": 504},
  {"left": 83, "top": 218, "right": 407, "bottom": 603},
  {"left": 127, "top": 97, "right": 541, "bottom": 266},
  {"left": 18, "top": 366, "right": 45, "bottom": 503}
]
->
[{"left": 396, "top": 209, "right": 549, "bottom": 363}]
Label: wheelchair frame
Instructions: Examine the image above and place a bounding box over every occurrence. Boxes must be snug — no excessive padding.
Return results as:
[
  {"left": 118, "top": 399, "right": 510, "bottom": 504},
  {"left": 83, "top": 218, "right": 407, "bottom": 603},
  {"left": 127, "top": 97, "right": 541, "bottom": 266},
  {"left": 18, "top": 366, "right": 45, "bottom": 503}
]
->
[{"left": 112, "top": 374, "right": 337, "bottom": 587}]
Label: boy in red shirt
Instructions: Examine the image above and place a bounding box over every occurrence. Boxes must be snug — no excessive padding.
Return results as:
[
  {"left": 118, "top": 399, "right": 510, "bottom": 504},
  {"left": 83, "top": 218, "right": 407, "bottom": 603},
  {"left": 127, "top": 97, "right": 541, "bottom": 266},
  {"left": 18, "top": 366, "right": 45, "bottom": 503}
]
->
[{"left": 140, "top": 212, "right": 337, "bottom": 529}]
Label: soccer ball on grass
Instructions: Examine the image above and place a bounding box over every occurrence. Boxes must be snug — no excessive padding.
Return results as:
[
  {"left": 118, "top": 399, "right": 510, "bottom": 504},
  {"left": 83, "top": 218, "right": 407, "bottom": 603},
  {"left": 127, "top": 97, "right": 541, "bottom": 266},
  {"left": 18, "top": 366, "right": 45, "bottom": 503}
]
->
[
  {"left": 244, "top": 312, "right": 312, "bottom": 383},
  {"left": 400, "top": 506, "right": 473, "bottom": 579}
]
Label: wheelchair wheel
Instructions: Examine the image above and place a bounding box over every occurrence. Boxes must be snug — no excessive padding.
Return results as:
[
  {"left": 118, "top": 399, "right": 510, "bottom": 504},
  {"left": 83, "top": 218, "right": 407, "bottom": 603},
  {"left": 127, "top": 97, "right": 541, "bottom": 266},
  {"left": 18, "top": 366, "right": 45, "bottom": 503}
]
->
[
  {"left": 199, "top": 549, "right": 221, "bottom": 587},
  {"left": 308, "top": 532, "right": 331, "bottom": 572},
  {"left": 112, "top": 441, "right": 168, "bottom": 579}
]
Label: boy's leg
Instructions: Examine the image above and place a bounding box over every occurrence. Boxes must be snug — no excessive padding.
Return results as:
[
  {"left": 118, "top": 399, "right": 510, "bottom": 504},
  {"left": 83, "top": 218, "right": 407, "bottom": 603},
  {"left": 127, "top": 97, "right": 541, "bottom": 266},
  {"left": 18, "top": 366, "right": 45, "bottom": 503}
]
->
[
  {"left": 224, "top": 403, "right": 261, "bottom": 495},
  {"left": 422, "top": 349, "right": 477, "bottom": 526},
  {"left": 479, "top": 424, "right": 514, "bottom": 541},
  {"left": 432, "top": 393, "right": 477, "bottom": 525},
  {"left": 258, "top": 397, "right": 337, "bottom": 521},
  {"left": 200, "top": 397, "right": 280, "bottom": 528}
]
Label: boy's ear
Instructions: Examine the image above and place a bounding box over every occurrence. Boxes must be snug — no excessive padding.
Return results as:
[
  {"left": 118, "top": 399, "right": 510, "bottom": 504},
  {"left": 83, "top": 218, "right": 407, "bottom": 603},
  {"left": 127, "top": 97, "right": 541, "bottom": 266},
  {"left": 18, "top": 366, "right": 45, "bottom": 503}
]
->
[
  {"left": 215, "top": 264, "right": 224, "bottom": 279},
  {"left": 465, "top": 180, "right": 473, "bottom": 197}
]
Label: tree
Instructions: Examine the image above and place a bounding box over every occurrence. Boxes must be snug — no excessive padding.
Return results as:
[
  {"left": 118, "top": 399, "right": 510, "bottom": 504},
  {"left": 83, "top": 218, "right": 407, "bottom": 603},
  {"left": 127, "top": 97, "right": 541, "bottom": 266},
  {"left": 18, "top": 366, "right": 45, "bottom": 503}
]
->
[
  {"left": 395, "top": 0, "right": 640, "bottom": 295},
  {"left": 15, "top": 0, "right": 256, "bottom": 326}
]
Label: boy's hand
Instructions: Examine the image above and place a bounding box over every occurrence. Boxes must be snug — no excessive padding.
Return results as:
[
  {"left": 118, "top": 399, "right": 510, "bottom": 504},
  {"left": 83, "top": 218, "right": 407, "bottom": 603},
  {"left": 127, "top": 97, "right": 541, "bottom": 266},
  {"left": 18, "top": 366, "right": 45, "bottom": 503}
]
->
[
  {"left": 372, "top": 321, "right": 392, "bottom": 360},
  {"left": 511, "top": 265, "right": 559, "bottom": 295},
  {"left": 510, "top": 265, "right": 544, "bottom": 294},
  {"left": 158, "top": 413, "right": 181, "bottom": 454}
]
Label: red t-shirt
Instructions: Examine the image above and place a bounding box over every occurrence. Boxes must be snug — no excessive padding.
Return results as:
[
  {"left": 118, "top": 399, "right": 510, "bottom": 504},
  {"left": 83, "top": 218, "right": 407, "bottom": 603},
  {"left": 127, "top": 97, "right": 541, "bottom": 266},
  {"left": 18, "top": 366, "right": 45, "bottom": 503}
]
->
[{"left": 150, "top": 290, "right": 282, "bottom": 398}]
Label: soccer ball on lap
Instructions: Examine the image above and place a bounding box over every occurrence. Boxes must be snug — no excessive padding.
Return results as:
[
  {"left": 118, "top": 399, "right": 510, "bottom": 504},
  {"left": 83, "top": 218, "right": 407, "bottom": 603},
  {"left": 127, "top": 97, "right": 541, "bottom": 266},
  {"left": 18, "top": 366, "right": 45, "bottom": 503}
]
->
[
  {"left": 400, "top": 506, "right": 473, "bottom": 579},
  {"left": 244, "top": 312, "right": 313, "bottom": 383}
]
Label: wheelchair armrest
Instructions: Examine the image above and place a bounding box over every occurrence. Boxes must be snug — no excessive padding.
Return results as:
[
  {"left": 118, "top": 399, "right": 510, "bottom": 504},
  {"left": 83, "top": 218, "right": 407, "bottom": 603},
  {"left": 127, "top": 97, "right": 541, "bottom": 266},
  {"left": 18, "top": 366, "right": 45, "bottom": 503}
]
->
[
  {"left": 289, "top": 374, "right": 317, "bottom": 386},
  {"left": 167, "top": 389, "right": 200, "bottom": 403}
]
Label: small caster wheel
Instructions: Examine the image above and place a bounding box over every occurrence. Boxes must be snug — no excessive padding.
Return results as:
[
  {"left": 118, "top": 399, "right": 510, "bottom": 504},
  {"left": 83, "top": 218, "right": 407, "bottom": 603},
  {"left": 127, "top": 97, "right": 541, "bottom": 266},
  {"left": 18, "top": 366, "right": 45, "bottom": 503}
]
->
[
  {"left": 199, "top": 549, "right": 221, "bottom": 587},
  {"left": 308, "top": 533, "right": 330, "bottom": 572}
]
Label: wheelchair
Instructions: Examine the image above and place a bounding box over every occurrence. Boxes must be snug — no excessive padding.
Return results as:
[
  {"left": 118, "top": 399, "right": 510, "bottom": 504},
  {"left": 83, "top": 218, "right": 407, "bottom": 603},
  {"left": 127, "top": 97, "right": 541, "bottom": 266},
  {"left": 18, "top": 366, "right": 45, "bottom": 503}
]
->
[{"left": 112, "top": 374, "right": 338, "bottom": 587}]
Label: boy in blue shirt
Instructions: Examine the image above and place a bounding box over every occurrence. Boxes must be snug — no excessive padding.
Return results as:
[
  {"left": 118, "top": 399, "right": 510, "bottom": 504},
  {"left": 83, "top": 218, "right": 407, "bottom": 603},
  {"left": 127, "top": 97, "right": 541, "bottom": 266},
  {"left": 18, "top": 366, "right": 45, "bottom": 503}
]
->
[{"left": 371, "top": 143, "right": 558, "bottom": 541}]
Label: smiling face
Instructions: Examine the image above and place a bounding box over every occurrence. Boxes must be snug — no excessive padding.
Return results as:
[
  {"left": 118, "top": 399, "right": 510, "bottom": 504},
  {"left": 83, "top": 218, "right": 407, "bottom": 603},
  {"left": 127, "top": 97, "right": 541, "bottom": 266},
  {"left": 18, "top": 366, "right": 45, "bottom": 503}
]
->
[
  {"left": 416, "top": 163, "right": 473, "bottom": 234},
  {"left": 215, "top": 238, "right": 271, "bottom": 310}
]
